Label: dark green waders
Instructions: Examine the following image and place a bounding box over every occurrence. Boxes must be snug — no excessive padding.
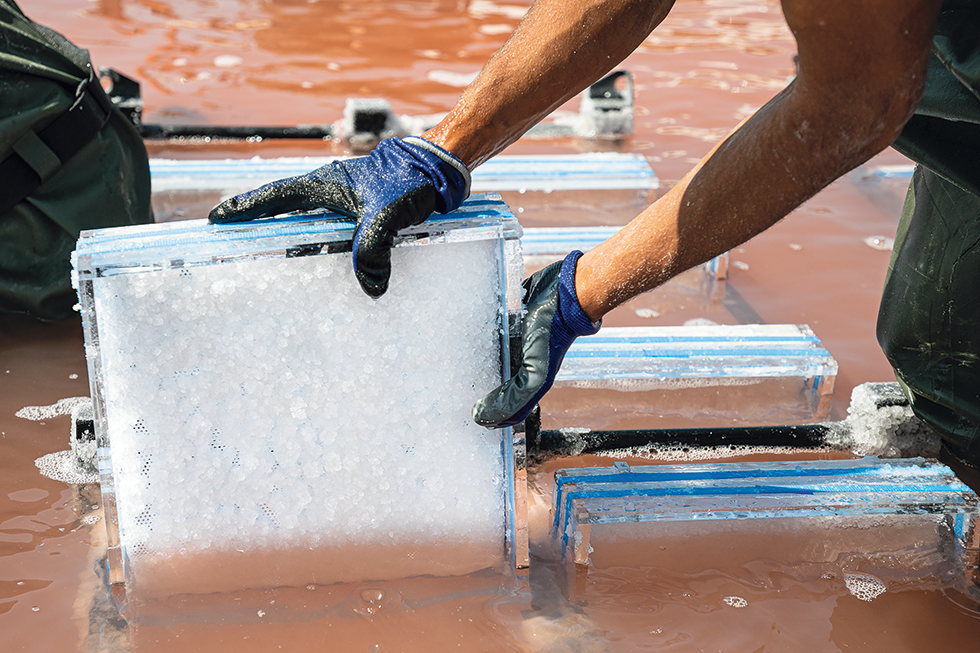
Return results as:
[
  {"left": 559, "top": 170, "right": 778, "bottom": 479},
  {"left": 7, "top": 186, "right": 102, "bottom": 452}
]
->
[
  {"left": 877, "top": 1, "right": 980, "bottom": 465},
  {"left": 0, "top": 0, "right": 151, "bottom": 321}
]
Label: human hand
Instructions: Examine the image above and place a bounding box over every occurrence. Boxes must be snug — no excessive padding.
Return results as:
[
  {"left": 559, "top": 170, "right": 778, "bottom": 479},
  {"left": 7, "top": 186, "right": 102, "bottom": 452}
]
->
[
  {"left": 473, "top": 251, "right": 600, "bottom": 428},
  {"left": 208, "top": 136, "right": 470, "bottom": 298}
]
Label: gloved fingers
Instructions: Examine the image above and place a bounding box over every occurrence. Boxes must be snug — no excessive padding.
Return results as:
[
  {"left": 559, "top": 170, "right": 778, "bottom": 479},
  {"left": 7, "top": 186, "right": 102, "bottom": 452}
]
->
[
  {"left": 208, "top": 174, "right": 362, "bottom": 224},
  {"left": 472, "top": 321, "right": 555, "bottom": 428},
  {"left": 351, "top": 186, "right": 440, "bottom": 298},
  {"left": 472, "top": 364, "right": 542, "bottom": 428},
  {"left": 352, "top": 221, "right": 395, "bottom": 298}
]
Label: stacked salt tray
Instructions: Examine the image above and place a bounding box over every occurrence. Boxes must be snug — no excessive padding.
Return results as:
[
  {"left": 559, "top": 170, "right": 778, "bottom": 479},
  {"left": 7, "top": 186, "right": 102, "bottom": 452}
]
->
[
  {"left": 71, "top": 193, "right": 525, "bottom": 600},
  {"left": 552, "top": 457, "right": 980, "bottom": 605}
]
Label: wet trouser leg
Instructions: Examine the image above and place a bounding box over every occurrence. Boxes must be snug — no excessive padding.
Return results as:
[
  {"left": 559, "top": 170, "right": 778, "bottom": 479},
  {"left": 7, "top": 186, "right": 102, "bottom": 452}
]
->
[
  {"left": 0, "top": 203, "right": 79, "bottom": 320},
  {"left": 877, "top": 166, "right": 980, "bottom": 466}
]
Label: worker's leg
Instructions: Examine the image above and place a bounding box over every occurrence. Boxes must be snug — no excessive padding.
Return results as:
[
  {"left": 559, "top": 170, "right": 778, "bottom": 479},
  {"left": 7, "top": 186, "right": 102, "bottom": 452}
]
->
[
  {"left": 877, "top": 166, "right": 980, "bottom": 465},
  {"left": 0, "top": 204, "right": 78, "bottom": 320}
]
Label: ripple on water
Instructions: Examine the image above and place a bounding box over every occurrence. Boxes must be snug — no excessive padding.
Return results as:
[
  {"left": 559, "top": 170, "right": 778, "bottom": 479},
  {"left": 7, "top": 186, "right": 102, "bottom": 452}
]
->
[{"left": 347, "top": 587, "right": 402, "bottom": 616}]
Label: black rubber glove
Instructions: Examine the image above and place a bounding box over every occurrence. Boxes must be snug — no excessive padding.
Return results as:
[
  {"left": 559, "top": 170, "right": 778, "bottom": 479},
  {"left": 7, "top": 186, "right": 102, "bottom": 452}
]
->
[
  {"left": 208, "top": 136, "right": 471, "bottom": 298},
  {"left": 473, "top": 251, "right": 600, "bottom": 428}
]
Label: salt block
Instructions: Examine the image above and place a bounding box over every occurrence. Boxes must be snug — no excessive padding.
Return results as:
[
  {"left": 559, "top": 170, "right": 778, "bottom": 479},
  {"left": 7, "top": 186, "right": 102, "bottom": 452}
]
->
[{"left": 72, "top": 194, "right": 525, "bottom": 598}]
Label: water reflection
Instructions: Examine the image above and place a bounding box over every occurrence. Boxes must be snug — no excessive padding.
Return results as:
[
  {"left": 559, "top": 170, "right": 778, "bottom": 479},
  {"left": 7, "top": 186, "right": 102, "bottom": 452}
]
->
[{"left": 69, "top": 0, "right": 798, "bottom": 165}]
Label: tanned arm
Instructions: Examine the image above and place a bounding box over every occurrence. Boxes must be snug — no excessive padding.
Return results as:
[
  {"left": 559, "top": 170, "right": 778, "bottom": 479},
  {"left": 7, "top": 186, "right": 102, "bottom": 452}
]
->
[
  {"left": 423, "top": 0, "right": 675, "bottom": 168},
  {"left": 573, "top": 0, "right": 940, "bottom": 320}
]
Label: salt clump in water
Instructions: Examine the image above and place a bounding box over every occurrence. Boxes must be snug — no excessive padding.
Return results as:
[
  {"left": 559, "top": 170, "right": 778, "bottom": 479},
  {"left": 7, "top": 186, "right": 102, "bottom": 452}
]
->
[{"left": 826, "top": 382, "right": 940, "bottom": 458}]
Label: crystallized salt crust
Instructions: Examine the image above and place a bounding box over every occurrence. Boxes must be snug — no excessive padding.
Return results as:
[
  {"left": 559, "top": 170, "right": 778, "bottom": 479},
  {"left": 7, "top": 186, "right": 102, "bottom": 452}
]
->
[{"left": 93, "top": 238, "right": 508, "bottom": 585}]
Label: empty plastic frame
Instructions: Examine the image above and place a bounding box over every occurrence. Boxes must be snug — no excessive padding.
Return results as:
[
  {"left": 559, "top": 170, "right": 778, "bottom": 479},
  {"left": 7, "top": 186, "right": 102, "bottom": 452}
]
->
[
  {"left": 553, "top": 457, "right": 979, "bottom": 567},
  {"left": 541, "top": 324, "right": 838, "bottom": 430}
]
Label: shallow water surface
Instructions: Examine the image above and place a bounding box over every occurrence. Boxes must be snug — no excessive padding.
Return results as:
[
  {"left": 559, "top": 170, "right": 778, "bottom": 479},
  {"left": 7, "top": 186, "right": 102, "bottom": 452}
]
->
[
  {"left": 3, "top": 1, "right": 978, "bottom": 651},
  {"left": 3, "top": 316, "right": 980, "bottom": 650}
]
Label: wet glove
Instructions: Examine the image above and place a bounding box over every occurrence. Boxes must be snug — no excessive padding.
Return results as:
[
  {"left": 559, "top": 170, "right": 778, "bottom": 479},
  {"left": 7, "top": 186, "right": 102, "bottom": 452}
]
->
[
  {"left": 473, "top": 250, "right": 600, "bottom": 428},
  {"left": 208, "top": 136, "right": 471, "bottom": 298}
]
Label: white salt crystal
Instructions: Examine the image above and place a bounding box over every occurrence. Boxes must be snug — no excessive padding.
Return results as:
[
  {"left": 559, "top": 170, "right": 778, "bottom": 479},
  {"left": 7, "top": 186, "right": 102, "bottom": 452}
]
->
[
  {"left": 826, "top": 383, "right": 941, "bottom": 458},
  {"left": 93, "top": 236, "right": 510, "bottom": 585}
]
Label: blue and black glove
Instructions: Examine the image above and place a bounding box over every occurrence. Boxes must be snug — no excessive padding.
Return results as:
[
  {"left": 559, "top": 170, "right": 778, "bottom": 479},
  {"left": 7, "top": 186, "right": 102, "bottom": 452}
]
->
[
  {"left": 473, "top": 251, "right": 600, "bottom": 428},
  {"left": 208, "top": 136, "right": 471, "bottom": 298}
]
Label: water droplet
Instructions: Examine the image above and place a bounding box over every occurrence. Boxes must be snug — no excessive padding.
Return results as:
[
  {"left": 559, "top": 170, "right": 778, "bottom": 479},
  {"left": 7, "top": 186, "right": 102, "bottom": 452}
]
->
[
  {"left": 31, "top": 606, "right": 40, "bottom": 612},
  {"left": 361, "top": 589, "right": 384, "bottom": 602},
  {"left": 306, "top": 584, "right": 317, "bottom": 591},
  {"left": 864, "top": 235, "right": 894, "bottom": 251}
]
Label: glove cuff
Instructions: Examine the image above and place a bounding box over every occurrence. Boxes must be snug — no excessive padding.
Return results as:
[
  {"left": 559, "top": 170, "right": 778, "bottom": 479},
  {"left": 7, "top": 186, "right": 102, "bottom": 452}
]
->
[
  {"left": 558, "top": 251, "right": 601, "bottom": 337},
  {"left": 403, "top": 136, "right": 472, "bottom": 206}
]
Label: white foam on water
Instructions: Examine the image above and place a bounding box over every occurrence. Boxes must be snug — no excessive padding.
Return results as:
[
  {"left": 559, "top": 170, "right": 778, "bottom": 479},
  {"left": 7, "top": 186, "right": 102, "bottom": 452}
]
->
[
  {"left": 426, "top": 69, "right": 479, "bottom": 87},
  {"left": 35, "top": 450, "right": 99, "bottom": 485},
  {"left": 844, "top": 573, "right": 887, "bottom": 602},
  {"left": 722, "top": 596, "right": 748, "bottom": 608},
  {"left": 595, "top": 442, "right": 827, "bottom": 463},
  {"left": 633, "top": 308, "right": 660, "bottom": 319},
  {"left": 557, "top": 376, "right": 765, "bottom": 392},
  {"left": 93, "top": 238, "right": 507, "bottom": 564},
  {"left": 16, "top": 397, "right": 89, "bottom": 421}
]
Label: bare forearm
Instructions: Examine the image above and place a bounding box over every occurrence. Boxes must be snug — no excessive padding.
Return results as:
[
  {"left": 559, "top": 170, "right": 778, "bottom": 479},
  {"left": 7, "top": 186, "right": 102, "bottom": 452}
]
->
[
  {"left": 576, "top": 0, "right": 939, "bottom": 321},
  {"left": 424, "top": 0, "right": 673, "bottom": 168}
]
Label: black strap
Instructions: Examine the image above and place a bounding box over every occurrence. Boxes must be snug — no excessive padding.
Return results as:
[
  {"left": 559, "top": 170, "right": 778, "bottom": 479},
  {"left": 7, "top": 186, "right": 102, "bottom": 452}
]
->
[{"left": 0, "top": 70, "right": 114, "bottom": 215}]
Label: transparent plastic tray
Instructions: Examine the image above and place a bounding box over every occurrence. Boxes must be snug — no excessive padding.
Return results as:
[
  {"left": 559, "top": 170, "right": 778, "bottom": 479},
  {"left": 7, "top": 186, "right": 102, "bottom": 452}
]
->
[
  {"left": 73, "top": 193, "right": 527, "bottom": 598},
  {"left": 553, "top": 457, "right": 979, "bottom": 567}
]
